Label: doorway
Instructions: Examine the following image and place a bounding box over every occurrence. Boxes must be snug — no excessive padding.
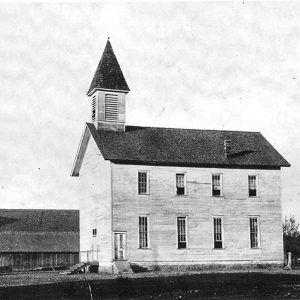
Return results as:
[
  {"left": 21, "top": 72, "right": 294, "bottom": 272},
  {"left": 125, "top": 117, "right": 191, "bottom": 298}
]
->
[{"left": 114, "top": 232, "right": 126, "bottom": 260}]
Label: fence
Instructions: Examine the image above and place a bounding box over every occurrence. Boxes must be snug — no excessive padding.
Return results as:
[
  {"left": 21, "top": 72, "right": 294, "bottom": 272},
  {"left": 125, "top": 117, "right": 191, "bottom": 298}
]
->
[{"left": 80, "top": 250, "right": 100, "bottom": 263}]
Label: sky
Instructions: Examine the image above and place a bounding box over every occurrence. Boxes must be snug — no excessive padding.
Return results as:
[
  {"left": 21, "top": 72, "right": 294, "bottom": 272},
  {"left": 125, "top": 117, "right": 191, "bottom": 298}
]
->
[{"left": 0, "top": 2, "right": 299, "bottom": 219}]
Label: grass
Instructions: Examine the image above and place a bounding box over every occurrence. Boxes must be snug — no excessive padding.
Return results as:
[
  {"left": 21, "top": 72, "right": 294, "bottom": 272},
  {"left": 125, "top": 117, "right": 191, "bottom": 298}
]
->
[{"left": 1, "top": 269, "right": 300, "bottom": 299}]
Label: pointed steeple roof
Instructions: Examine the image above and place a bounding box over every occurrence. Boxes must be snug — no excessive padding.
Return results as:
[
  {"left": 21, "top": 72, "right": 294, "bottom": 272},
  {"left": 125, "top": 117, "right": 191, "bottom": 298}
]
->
[{"left": 87, "top": 39, "right": 130, "bottom": 95}]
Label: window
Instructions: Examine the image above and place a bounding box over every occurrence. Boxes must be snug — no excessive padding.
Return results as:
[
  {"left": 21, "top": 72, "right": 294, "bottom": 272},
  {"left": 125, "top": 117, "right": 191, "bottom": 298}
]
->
[
  {"left": 91, "top": 95, "right": 96, "bottom": 122},
  {"left": 138, "top": 171, "right": 149, "bottom": 194},
  {"left": 250, "top": 217, "right": 259, "bottom": 248},
  {"left": 176, "top": 174, "right": 186, "bottom": 195},
  {"left": 213, "top": 217, "right": 223, "bottom": 249},
  {"left": 248, "top": 175, "right": 258, "bottom": 197},
  {"left": 139, "top": 216, "right": 149, "bottom": 248},
  {"left": 212, "top": 174, "right": 222, "bottom": 196},
  {"left": 177, "top": 217, "right": 187, "bottom": 249},
  {"left": 92, "top": 228, "right": 97, "bottom": 237},
  {"left": 105, "top": 93, "right": 118, "bottom": 121}
]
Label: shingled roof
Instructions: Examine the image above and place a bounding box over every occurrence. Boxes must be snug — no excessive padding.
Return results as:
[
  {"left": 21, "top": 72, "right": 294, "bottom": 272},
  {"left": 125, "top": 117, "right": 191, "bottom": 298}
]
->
[
  {"left": 87, "top": 39, "right": 130, "bottom": 95},
  {"left": 84, "top": 123, "right": 290, "bottom": 169},
  {"left": 0, "top": 209, "right": 79, "bottom": 252}
]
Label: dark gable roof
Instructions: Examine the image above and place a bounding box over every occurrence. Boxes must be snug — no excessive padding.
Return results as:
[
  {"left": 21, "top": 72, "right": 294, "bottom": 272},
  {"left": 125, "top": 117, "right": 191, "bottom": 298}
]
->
[
  {"left": 0, "top": 209, "right": 79, "bottom": 252},
  {"left": 0, "top": 209, "right": 79, "bottom": 232},
  {"left": 87, "top": 39, "right": 130, "bottom": 95},
  {"left": 87, "top": 123, "right": 290, "bottom": 168}
]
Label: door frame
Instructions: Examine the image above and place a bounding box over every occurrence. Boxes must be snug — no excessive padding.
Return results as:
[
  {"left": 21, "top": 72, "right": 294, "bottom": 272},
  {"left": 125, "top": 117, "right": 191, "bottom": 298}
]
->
[{"left": 113, "top": 231, "right": 127, "bottom": 260}]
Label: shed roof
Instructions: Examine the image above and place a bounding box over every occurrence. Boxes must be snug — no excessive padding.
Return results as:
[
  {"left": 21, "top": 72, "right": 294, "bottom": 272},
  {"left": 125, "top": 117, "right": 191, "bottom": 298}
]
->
[
  {"left": 0, "top": 209, "right": 79, "bottom": 252},
  {"left": 86, "top": 123, "right": 290, "bottom": 168}
]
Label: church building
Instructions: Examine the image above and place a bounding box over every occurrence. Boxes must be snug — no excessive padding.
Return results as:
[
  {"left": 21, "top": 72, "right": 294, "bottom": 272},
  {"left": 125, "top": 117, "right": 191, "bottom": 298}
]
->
[{"left": 71, "top": 39, "right": 290, "bottom": 273}]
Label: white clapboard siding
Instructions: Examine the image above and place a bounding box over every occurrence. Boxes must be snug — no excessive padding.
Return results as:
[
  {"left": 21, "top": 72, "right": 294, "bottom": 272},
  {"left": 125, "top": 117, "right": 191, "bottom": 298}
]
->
[
  {"left": 79, "top": 137, "right": 112, "bottom": 264},
  {"left": 111, "top": 164, "right": 284, "bottom": 265}
]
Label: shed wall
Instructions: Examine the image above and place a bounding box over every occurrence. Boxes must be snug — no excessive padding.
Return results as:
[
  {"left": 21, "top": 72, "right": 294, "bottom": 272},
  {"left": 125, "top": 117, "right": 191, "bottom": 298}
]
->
[{"left": 0, "top": 252, "right": 79, "bottom": 270}]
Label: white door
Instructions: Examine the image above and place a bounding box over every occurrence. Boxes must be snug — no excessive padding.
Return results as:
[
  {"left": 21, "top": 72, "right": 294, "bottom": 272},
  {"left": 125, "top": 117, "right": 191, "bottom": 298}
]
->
[{"left": 114, "top": 232, "right": 126, "bottom": 260}]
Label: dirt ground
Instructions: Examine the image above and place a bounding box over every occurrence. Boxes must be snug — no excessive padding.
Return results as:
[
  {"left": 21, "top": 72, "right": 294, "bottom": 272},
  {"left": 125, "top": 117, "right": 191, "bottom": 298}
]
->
[
  {"left": 1, "top": 269, "right": 299, "bottom": 288},
  {"left": 1, "top": 269, "right": 300, "bottom": 299}
]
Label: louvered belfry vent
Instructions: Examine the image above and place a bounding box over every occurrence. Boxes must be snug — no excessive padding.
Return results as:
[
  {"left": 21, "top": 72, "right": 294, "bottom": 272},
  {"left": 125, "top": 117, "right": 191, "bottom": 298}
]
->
[
  {"left": 105, "top": 93, "right": 118, "bottom": 121},
  {"left": 91, "top": 95, "right": 96, "bottom": 122}
]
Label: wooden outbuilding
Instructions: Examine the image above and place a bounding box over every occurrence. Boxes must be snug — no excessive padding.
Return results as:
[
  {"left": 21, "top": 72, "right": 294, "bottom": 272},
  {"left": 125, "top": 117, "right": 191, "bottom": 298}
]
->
[{"left": 0, "top": 209, "right": 79, "bottom": 270}]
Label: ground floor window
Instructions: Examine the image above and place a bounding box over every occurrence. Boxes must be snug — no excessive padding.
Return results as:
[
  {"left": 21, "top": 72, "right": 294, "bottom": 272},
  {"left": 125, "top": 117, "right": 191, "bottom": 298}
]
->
[
  {"left": 213, "top": 217, "right": 223, "bottom": 249},
  {"left": 139, "top": 216, "right": 149, "bottom": 248},
  {"left": 250, "top": 217, "right": 259, "bottom": 248},
  {"left": 177, "top": 217, "right": 187, "bottom": 248},
  {"left": 132, "top": 215, "right": 262, "bottom": 251}
]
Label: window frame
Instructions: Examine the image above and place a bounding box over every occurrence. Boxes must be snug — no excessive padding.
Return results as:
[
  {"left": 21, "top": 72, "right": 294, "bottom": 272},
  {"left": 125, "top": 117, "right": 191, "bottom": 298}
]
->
[
  {"left": 212, "top": 173, "right": 223, "bottom": 197},
  {"left": 137, "top": 171, "right": 150, "bottom": 195},
  {"left": 92, "top": 228, "right": 97, "bottom": 237},
  {"left": 138, "top": 215, "right": 150, "bottom": 249},
  {"left": 177, "top": 216, "right": 188, "bottom": 249},
  {"left": 212, "top": 216, "right": 224, "bottom": 249},
  {"left": 249, "top": 216, "right": 260, "bottom": 249},
  {"left": 175, "top": 173, "right": 187, "bottom": 196},
  {"left": 248, "top": 174, "right": 259, "bottom": 198}
]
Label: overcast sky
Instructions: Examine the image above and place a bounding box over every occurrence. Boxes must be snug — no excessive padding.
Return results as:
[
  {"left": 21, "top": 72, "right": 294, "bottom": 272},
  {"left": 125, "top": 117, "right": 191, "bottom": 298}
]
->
[{"left": 0, "top": 2, "right": 299, "bottom": 219}]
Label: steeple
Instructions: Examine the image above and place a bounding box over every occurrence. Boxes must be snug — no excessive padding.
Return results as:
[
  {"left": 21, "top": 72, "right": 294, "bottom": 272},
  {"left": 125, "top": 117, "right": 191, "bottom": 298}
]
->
[
  {"left": 87, "top": 39, "right": 130, "bottom": 131},
  {"left": 87, "top": 38, "right": 130, "bottom": 95}
]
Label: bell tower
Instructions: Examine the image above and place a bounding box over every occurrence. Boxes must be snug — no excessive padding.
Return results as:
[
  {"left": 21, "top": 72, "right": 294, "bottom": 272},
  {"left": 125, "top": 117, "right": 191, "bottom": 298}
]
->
[{"left": 87, "top": 38, "right": 130, "bottom": 131}]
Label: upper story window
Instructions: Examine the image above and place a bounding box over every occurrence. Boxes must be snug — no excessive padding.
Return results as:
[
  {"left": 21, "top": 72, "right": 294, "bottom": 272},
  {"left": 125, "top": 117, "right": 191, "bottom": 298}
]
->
[
  {"left": 176, "top": 173, "right": 186, "bottom": 195},
  {"left": 212, "top": 174, "right": 222, "bottom": 197},
  {"left": 92, "top": 228, "right": 97, "bottom": 237},
  {"left": 91, "top": 95, "right": 96, "bottom": 122},
  {"left": 213, "top": 217, "right": 223, "bottom": 249},
  {"left": 138, "top": 171, "right": 149, "bottom": 195},
  {"left": 105, "top": 93, "right": 118, "bottom": 122},
  {"left": 248, "top": 175, "right": 258, "bottom": 197},
  {"left": 177, "top": 217, "right": 187, "bottom": 249},
  {"left": 250, "top": 217, "right": 259, "bottom": 248},
  {"left": 139, "top": 216, "right": 149, "bottom": 248}
]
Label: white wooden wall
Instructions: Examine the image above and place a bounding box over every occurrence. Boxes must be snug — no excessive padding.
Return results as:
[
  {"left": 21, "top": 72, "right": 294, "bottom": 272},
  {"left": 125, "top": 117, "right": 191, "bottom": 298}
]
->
[
  {"left": 111, "top": 163, "right": 283, "bottom": 265},
  {"left": 78, "top": 138, "right": 112, "bottom": 264}
]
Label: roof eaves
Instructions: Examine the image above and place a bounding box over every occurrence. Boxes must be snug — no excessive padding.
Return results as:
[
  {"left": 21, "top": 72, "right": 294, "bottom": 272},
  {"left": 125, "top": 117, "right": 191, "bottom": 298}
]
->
[
  {"left": 109, "top": 159, "right": 283, "bottom": 169},
  {"left": 87, "top": 87, "right": 130, "bottom": 97}
]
